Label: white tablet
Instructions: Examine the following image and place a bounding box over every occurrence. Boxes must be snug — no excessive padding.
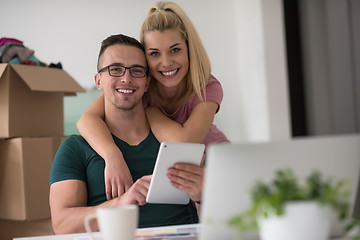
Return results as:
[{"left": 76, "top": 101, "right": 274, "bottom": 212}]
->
[{"left": 146, "top": 142, "right": 205, "bottom": 205}]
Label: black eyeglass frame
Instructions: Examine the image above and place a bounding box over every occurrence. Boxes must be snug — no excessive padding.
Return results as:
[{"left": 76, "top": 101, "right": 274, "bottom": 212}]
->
[{"left": 98, "top": 64, "right": 148, "bottom": 78}]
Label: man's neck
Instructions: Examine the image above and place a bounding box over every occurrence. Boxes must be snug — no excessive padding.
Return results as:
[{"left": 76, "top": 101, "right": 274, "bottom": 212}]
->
[{"left": 104, "top": 103, "right": 149, "bottom": 146}]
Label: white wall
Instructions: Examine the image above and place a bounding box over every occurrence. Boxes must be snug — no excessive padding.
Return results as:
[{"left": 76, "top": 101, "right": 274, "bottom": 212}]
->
[
  {"left": 1, "top": 0, "right": 290, "bottom": 143},
  {"left": 233, "top": 0, "right": 290, "bottom": 142}
]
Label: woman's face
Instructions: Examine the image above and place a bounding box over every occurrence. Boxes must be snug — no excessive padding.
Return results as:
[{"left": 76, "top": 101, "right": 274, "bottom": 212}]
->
[{"left": 144, "top": 29, "right": 189, "bottom": 90}]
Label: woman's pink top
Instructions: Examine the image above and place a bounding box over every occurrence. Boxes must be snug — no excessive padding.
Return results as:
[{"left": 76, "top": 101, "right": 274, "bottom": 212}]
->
[{"left": 144, "top": 74, "right": 230, "bottom": 148}]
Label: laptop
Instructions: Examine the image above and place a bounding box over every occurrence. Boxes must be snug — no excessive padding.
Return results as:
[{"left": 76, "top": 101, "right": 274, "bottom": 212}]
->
[{"left": 199, "top": 134, "right": 360, "bottom": 240}]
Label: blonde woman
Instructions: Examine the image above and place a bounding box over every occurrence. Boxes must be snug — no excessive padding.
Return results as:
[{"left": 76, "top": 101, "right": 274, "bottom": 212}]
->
[{"left": 77, "top": 1, "right": 229, "bottom": 203}]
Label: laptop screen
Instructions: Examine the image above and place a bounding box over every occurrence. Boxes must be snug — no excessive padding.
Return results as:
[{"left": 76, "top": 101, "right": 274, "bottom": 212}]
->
[{"left": 200, "top": 134, "right": 360, "bottom": 240}]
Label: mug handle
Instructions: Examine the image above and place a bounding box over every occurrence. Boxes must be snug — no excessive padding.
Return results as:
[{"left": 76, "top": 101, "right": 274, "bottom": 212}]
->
[{"left": 84, "top": 213, "right": 98, "bottom": 233}]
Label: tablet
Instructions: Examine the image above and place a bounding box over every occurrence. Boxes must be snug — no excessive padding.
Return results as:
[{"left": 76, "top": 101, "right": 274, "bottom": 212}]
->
[{"left": 146, "top": 142, "right": 205, "bottom": 205}]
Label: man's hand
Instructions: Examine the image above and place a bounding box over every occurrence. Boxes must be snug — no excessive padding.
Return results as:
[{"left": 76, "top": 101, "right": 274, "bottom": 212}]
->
[
  {"left": 167, "top": 163, "right": 204, "bottom": 203},
  {"left": 118, "top": 175, "right": 152, "bottom": 206},
  {"left": 104, "top": 158, "right": 133, "bottom": 200},
  {"left": 49, "top": 175, "right": 151, "bottom": 235}
]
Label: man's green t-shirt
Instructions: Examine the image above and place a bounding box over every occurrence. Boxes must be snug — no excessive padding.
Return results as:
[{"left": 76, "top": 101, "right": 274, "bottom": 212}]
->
[{"left": 50, "top": 131, "right": 193, "bottom": 228}]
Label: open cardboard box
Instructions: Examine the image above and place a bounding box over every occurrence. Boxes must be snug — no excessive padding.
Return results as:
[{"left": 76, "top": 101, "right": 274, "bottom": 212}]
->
[
  {"left": 0, "top": 136, "right": 65, "bottom": 221},
  {"left": 0, "top": 64, "right": 85, "bottom": 138},
  {"left": 0, "top": 218, "right": 53, "bottom": 240}
]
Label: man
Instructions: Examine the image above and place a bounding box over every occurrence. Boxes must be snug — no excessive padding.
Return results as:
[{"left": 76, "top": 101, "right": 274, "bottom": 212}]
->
[{"left": 49, "top": 34, "right": 197, "bottom": 234}]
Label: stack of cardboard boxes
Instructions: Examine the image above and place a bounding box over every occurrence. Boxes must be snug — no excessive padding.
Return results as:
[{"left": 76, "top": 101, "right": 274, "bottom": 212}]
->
[{"left": 0, "top": 64, "right": 85, "bottom": 240}]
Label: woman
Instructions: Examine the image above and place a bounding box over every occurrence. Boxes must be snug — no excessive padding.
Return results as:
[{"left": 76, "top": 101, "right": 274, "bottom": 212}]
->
[{"left": 77, "top": 1, "right": 229, "bottom": 205}]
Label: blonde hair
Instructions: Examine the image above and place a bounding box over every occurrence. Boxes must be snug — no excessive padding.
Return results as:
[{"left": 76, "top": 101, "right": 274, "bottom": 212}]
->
[{"left": 140, "top": 1, "right": 211, "bottom": 103}]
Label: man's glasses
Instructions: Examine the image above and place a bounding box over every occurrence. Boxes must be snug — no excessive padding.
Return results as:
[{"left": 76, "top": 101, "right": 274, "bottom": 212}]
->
[{"left": 98, "top": 64, "right": 148, "bottom": 78}]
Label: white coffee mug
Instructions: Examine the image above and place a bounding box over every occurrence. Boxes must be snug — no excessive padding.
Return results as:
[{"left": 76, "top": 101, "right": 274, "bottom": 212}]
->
[{"left": 84, "top": 205, "right": 139, "bottom": 240}]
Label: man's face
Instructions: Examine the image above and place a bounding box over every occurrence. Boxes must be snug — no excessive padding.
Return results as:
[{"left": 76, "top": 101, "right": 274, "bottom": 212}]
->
[{"left": 95, "top": 44, "right": 150, "bottom": 111}]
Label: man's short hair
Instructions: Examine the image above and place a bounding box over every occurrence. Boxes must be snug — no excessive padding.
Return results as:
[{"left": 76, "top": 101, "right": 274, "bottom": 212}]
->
[{"left": 97, "top": 34, "right": 145, "bottom": 71}]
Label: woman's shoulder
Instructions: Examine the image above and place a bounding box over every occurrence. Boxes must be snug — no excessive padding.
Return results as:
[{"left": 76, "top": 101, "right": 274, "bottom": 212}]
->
[
  {"left": 183, "top": 73, "right": 223, "bottom": 111},
  {"left": 205, "top": 74, "right": 223, "bottom": 92},
  {"left": 205, "top": 74, "right": 223, "bottom": 95},
  {"left": 207, "top": 74, "right": 221, "bottom": 85}
]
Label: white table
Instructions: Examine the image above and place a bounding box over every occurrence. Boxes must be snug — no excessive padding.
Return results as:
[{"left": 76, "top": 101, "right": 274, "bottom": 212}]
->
[
  {"left": 13, "top": 223, "right": 354, "bottom": 240},
  {"left": 14, "top": 224, "right": 200, "bottom": 240}
]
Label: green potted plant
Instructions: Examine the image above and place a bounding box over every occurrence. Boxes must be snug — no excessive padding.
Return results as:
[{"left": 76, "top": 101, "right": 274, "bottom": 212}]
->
[
  {"left": 345, "top": 218, "right": 360, "bottom": 239},
  {"left": 228, "top": 168, "right": 351, "bottom": 240}
]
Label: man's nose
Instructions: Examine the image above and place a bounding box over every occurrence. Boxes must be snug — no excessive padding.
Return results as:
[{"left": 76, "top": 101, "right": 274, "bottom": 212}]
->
[{"left": 120, "top": 69, "right": 133, "bottom": 83}]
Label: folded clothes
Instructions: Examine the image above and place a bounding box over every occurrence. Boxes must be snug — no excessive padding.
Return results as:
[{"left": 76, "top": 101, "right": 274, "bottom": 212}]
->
[
  {"left": 23, "top": 60, "right": 38, "bottom": 66},
  {"left": 25, "top": 54, "right": 40, "bottom": 65},
  {"left": 8, "top": 54, "right": 40, "bottom": 66},
  {"left": 1, "top": 37, "right": 61, "bottom": 68},
  {"left": 8, "top": 56, "right": 22, "bottom": 64},
  {"left": 0, "top": 42, "right": 23, "bottom": 57},
  {"left": 1, "top": 45, "right": 34, "bottom": 63},
  {"left": 0, "top": 37, "right": 23, "bottom": 46},
  {"left": 49, "top": 62, "right": 62, "bottom": 69}
]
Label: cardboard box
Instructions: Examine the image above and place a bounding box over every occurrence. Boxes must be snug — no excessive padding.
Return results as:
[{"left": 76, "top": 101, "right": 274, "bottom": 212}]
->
[
  {"left": 0, "top": 64, "right": 85, "bottom": 138},
  {"left": 0, "top": 218, "right": 53, "bottom": 240},
  {"left": 0, "top": 137, "right": 63, "bottom": 220}
]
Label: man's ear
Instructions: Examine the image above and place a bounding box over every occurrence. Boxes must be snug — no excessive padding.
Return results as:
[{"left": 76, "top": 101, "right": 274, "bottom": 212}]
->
[
  {"left": 94, "top": 73, "right": 103, "bottom": 90},
  {"left": 144, "top": 76, "right": 151, "bottom": 92}
]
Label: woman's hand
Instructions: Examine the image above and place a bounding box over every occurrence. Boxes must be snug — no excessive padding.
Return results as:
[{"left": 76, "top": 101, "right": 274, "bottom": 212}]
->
[{"left": 104, "top": 157, "right": 133, "bottom": 200}]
